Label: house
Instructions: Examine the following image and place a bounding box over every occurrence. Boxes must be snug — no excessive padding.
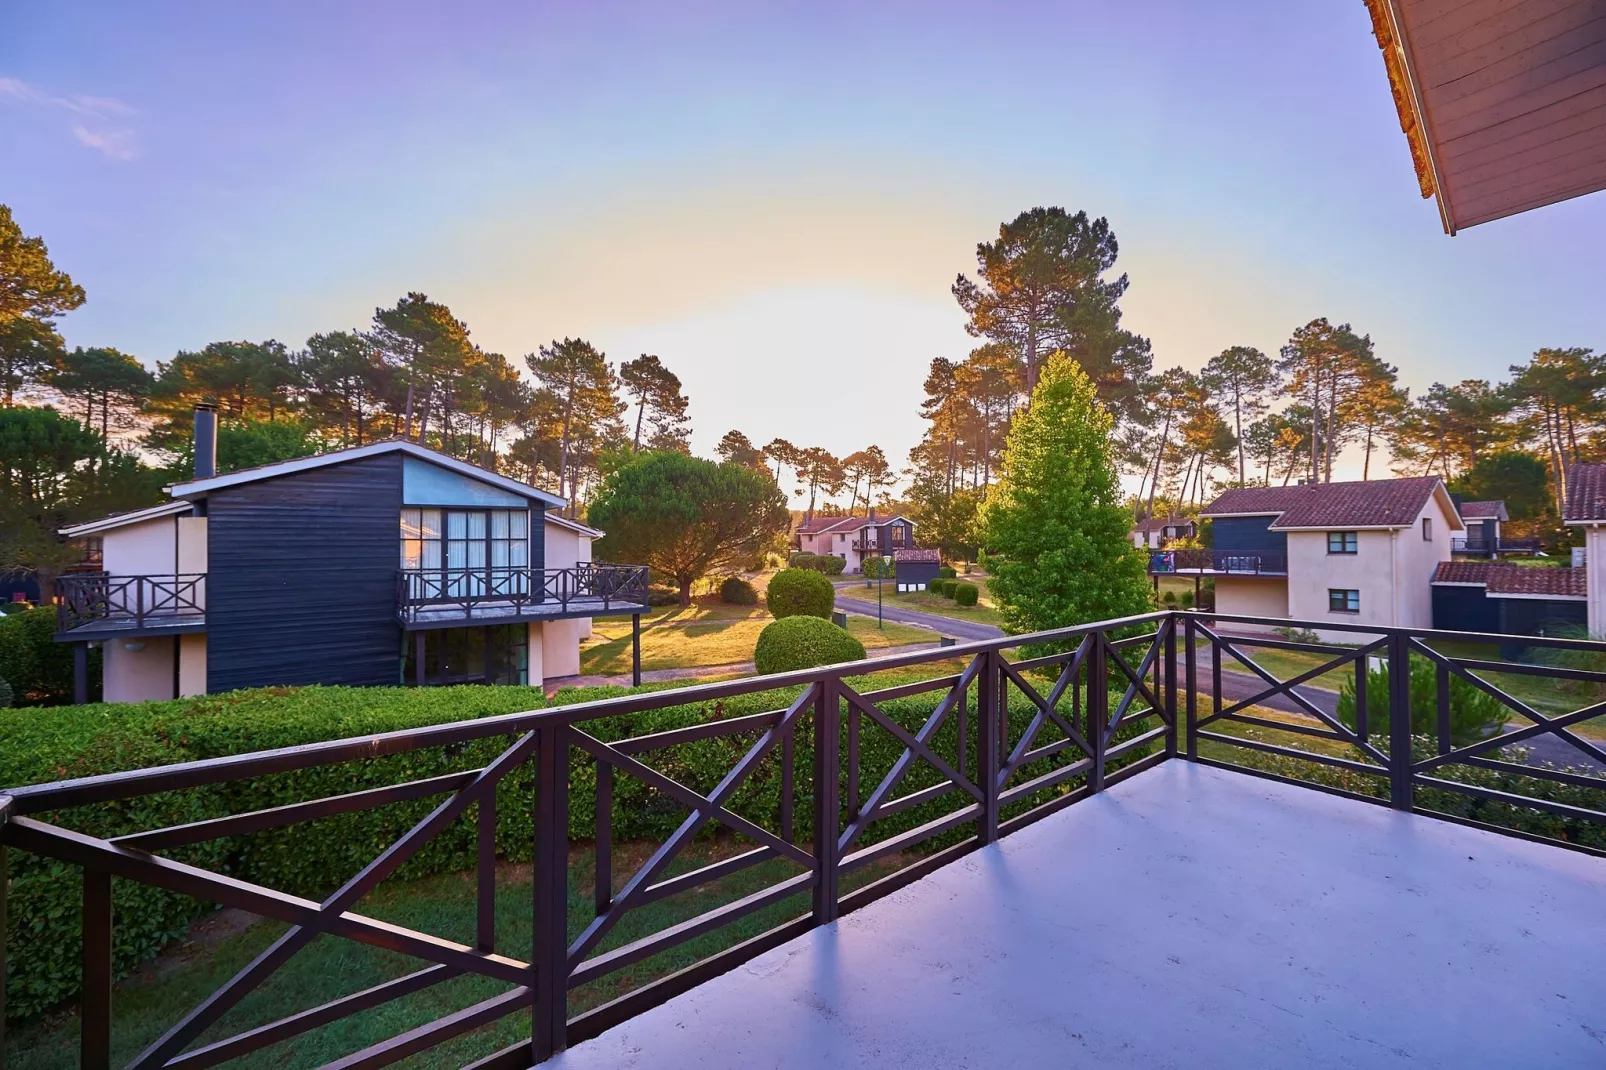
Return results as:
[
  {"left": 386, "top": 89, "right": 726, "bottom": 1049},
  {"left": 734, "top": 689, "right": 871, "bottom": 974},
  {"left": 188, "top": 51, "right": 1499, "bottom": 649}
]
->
[
  {"left": 892, "top": 548, "right": 941, "bottom": 592},
  {"left": 794, "top": 510, "right": 917, "bottom": 573},
  {"left": 1450, "top": 499, "right": 1541, "bottom": 558},
  {"left": 55, "top": 407, "right": 649, "bottom": 704},
  {"left": 1195, "top": 477, "right": 1464, "bottom": 641},
  {"left": 1430, "top": 560, "right": 1587, "bottom": 652},
  {"left": 1129, "top": 517, "right": 1195, "bottom": 550},
  {"left": 1564, "top": 462, "right": 1606, "bottom": 637}
]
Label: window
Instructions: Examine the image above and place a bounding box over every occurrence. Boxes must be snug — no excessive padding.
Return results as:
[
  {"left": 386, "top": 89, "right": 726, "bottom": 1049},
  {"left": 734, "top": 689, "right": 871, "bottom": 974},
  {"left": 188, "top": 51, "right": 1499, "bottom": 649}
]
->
[
  {"left": 1422, "top": 517, "right": 1432, "bottom": 541},
  {"left": 1327, "top": 531, "right": 1358, "bottom": 554},
  {"left": 1328, "top": 589, "right": 1360, "bottom": 613},
  {"left": 401, "top": 509, "right": 529, "bottom": 598}
]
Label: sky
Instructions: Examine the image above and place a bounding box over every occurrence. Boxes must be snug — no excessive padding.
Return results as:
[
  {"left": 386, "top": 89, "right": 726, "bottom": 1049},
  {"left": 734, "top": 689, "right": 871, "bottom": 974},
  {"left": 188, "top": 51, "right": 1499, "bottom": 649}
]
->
[{"left": 3, "top": 0, "right": 1604, "bottom": 496}]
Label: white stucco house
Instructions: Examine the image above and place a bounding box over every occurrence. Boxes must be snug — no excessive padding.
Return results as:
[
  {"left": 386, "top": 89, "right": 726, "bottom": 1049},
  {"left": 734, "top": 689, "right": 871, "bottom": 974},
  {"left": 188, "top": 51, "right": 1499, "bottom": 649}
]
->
[
  {"left": 1129, "top": 517, "right": 1195, "bottom": 550},
  {"left": 1564, "top": 462, "right": 1606, "bottom": 637},
  {"left": 1195, "top": 477, "right": 1464, "bottom": 642},
  {"left": 56, "top": 409, "right": 648, "bottom": 704},
  {"left": 794, "top": 511, "right": 917, "bottom": 573}
]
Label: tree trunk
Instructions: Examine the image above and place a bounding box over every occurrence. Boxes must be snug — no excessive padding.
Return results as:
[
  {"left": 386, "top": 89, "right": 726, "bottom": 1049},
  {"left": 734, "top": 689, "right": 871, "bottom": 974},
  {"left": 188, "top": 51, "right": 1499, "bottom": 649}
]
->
[
  {"left": 678, "top": 576, "right": 694, "bottom": 606},
  {"left": 1234, "top": 393, "right": 1245, "bottom": 485},
  {"left": 1024, "top": 318, "right": 1039, "bottom": 396},
  {"left": 633, "top": 398, "right": 645, "bottom": 450},
  {"left": 1144, "top": 415, "right": 1172, "bottom": 521}
]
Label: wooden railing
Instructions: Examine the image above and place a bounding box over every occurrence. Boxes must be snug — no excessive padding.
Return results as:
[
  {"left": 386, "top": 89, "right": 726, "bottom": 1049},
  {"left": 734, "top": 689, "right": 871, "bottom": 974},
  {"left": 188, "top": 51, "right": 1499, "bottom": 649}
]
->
[
  {"left": 4, "top": 611, "right": 1603, "bottom": 1067},
  {"left": 1148, "top": 549, "right": 1287, "bottom": 575},
  {"left": 396, "top": 565, "right": 651, "bottom": 623},
  {"left": 1452, "top": 535, "right": 1544, "bottom": 554},
  {"left": 55, "top": 573, "right": 207, "bottom": 633}
]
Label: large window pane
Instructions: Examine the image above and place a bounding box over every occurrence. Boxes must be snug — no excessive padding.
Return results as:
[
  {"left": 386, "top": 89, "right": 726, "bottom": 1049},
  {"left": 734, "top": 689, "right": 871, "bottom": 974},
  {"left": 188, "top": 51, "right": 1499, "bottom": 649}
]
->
[{"left": 447, "top": 512, "right": 467, "bottom": 540}]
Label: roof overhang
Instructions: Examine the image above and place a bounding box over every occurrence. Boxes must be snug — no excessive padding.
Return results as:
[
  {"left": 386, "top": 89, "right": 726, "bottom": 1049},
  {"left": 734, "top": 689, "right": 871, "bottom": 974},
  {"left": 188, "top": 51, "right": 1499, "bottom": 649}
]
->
[
  {"left": 1486, "top": 591, "right": 1588, "bottom": 602},
  {"left": 1269, "top": 523, "right": 1410, "bottom": 532},
  {"left": 544, "top": 512, "right": 604, "bottom": 539},
  {"left": 1364, "top": 0, "right": 1606, "bottom": 234},
  {"left": 60, "top": 500, "right": 194, "bottom": 538},
  {"left": 1197, "top": 511, "right": 1284, "bottom": 520}
]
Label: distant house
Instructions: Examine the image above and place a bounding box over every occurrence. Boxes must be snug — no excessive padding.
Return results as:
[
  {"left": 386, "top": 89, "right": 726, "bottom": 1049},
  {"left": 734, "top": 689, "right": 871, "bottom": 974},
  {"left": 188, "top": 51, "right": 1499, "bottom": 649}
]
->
[
  {"left": 892, "top": 548, "right": 941, "bottom": 592},
  {"left": 1430, "top": 560, "right": 1587, "bottom": 649},
  {"left": 1130, "top": 517, "right": 1195, "bottom": 550},
  {"left": 1563, "top": 463, "right": 1606, "bottom": 637},
  {"left": 1194, "top": 477, "right": 1464, "bottom": 641},
  {"left": 795, "top": 511, "right": 917, "bottom": 573},
  {"left": 55, "top": 408, "right": 649, "bottom": 704}
]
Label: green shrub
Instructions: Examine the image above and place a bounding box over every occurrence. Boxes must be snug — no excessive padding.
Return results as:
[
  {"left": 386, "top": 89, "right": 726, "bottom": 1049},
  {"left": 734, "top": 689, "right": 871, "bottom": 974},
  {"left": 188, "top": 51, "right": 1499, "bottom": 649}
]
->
[
  {"left": 646, "top": 584, "right": 681, "bottom": 606},
  {"left": 953, "top": 582, "right": 979, "bottom": 607},
  {"left": 1179, "top": 589, "right": 1194, "bottom": 608},
  {"left": 1529, "top": 627, "right": 1606, "bottom": 700},
  {"left": 938, "top": 566, "right": 957, "bottom": 579},
  {"left": 1336, "top": 657, "right": 1509, "bottom": 747},
  {"left": 788, "top": 551, "right": 818, "bottom": 569},
  {"left": 753, "top": 615, "right": 867, "bottom": 674},
  {"left": 764, "top": 568, "right": 834, "bottom": 620},
  {"left": 0, "top": 676, "right": 12, "bottom": 708},
  {"left": 933, "top": 579, "right": 958, "bottom": 598},
  {"left": 818, "top": 555, "right": 846, "bottom": 576},
  {"left": 719, "top": 576, "right": 758, "bottom": 605},
  {"left": 0, "top": 607, "right": 99, "bottom": 706},
  {"left": 861, "top": 557, "right": 893, "bottom": 580}
]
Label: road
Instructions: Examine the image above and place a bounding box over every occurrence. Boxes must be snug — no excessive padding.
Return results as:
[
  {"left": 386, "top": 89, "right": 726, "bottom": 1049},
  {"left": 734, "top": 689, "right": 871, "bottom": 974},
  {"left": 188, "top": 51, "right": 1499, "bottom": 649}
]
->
[{"left": 833, "top": 592, "right": 1005, "bottom": 643}]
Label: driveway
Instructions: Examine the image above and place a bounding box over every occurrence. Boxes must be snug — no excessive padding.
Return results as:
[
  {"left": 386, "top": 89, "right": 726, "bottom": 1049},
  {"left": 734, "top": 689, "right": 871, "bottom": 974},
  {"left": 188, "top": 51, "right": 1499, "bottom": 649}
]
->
[{"left": 832, "top": 591, "right": 1005, "bottom": 643}]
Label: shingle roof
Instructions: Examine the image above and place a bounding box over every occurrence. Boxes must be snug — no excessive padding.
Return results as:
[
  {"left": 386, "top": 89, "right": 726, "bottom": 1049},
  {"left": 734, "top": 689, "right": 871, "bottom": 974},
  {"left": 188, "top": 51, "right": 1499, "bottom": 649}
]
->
[
  {"left": 797, "top": 513, "right": 918, "bottom": 535},
  {"left": 1432, "top": 561, "right": 1587, "bottom": 599},
  {"left": 893, "top": 548, "right": 940, "bottom": 563},
  {"left": 1564, "top": 463, "right": 1606, "bottom": 523},
  {"left": 1201, "top": 477, "right": 1449, "bottom": 530},
  {"left": 1458, "top": 500, "right": 1508, "bottom": 521},
  {"left": 1486, "top": 566, "right": 1588, "bottom": 599}
]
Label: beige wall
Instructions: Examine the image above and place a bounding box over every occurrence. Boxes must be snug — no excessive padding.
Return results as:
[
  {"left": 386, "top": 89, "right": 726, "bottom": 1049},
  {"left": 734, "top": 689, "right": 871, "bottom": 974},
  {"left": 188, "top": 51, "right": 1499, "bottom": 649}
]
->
[
  {"left": 104, "top": 515, "right": 178, "bottom": 576},
  {"left": 527, "top": 622, "right": 545, "bottom": 687},
  {"left": 545, "top": 521, "right": 595, "bottom": 638},
  {"left": 1588, "top": 527, "right": 1605, "bottom": 638},
  {"left": 1214, "top": 576, "right": 1289, "bottom": 631},
  {"left": 540, "top": 618, "right": 584, "bottom": 679},
  {"left": 103, "top": 636, "right": 176, "bottom": 703},
  {"left": 179, "top": 634, "right": 207, "bottom": 696}
]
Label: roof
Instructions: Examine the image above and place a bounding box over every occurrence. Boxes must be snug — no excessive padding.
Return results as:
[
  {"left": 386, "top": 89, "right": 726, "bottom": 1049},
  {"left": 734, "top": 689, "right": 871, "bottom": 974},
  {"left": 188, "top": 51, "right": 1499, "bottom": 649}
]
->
[
  {"left": 1363, "top": 0, "right": 1606, "bottom": 234},
  {"left": 1564, "top": 464, "right": 1606, "bottom": 524},
  {"left": 544, "top": 512, "right": 604, "bottom": 539},
  {"left": 59, "top": 500, "right": 193, "bottom": 538},
  {"left": 797, "top": 513, "right": 917, "bottom": 535},
  {"left": 167, "top": 439, "right": 565, "bottom": 507},
  {"left": 1432, "top": 561, "right": 1587, "bottom": 600},
  {"left": 893, "top": 548, "right": 940, "bottom": 563},
  {"left": 1458, "top": 500, "right": 1507, "bottom": 521},
  {"left": 1201, "top": 477, "right": 1460, "bottom": 531}
]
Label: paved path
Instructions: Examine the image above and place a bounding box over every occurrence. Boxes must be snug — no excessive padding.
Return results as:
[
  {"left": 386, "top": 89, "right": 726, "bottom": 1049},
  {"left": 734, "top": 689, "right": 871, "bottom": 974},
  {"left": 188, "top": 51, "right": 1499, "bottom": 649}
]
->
[
  {"left": 548, "top": 642, "right": 941, "bottom": 694},
  {"left": 832, "top": 591, "right": 1005, "bottom": 642}
]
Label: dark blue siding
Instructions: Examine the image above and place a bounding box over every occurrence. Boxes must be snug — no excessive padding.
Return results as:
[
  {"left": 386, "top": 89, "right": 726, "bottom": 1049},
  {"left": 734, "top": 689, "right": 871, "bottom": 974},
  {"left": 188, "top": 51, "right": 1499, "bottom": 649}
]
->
[
  {"left": 1209, "top": 516, "right": 1286, "bottom": 556},
  {"left": 896, "top": 560, "right": 940, "bottom": 589},
  {"left": 1432, "top": 585, "right": 1499, "bottom": 633},
  {"left": 207, "top": 453, "right": 404, "bottom": 692}
]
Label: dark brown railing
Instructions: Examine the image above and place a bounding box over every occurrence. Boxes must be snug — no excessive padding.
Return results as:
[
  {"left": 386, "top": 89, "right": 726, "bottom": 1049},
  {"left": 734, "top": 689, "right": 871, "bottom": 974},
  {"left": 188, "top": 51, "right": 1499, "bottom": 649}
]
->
[
  {"left": 55, "top": 573, "right": 207, "bottom": 634},
  {"left": 2, "top": 610, "right": 1603, "bottom": 1068},
  {"left": 397, "top": 564, "right": 650, "bottom": 623},
  {"left": 1451, "top": 535, "right": 1544, "bottom": 554},
  {"left": 1148, "top": 549, "right": 1287, "bottom": 574}
]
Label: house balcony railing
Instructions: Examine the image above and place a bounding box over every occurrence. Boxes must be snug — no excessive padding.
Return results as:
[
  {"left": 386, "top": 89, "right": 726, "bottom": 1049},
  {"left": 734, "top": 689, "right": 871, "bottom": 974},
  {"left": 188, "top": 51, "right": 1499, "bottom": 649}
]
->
[
  {"left": 6, "top": 609, "right": 1603, "bottom": 1066},
  {"left": 54, "top": 572, "right": 207, "bottom": 634},
  {"left": 851, "top": 540, "right": 907, "bottom": 553},
  {"left": 1452, "top": 535, "right": 1543, "bottom": 555},
  {"left": 396, "top": 564, "right": 650, "bottom": 624},
  {"left": 1148, "top": 549, "right": 1287, "bottom": 575}
]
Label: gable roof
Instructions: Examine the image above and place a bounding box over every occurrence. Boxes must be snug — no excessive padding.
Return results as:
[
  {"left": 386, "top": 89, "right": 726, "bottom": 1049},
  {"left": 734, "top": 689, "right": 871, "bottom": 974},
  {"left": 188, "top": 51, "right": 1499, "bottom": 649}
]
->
[
  {"left": 1432, "top": 561, "right": 1587, "bottom": 600},
  {"left": 60, "top": 500, "right": 194, "bottom": 539},
  {"left": 544, "top": 512, "right": 604, "bottom": 539},
  {"left": 1431, "top": 560, "right": 1499, "bottom": 585},
  {"left": 797, "top": 513, "right": 917, "bottom": 536},
  {"left": 167, "top": 439, "right": 565, "bottom": 507},
  {"left": 893, "top": 548, "right": 940, "bottom": 563},
  {"left": 1564, "top": 464, "right": 1606, "bottom": 524},
  {"left": 1458, "top": 500, "right": 1507, "bottom": 521},
  {"left": 1201, "top": 477, "right": 1460, "bottom": 531}
]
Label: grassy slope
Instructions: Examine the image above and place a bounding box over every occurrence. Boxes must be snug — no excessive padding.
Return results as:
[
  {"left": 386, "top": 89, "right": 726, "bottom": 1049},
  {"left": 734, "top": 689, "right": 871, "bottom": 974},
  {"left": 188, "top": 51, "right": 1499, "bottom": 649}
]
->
[{"left": 837, "top": 581, "right": 1006, "bottom": 630}]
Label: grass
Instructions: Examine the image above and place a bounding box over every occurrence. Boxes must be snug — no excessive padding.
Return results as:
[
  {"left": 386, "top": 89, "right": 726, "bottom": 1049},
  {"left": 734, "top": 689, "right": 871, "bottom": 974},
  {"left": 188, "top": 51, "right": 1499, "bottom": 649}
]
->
[
  {"left": 4, "top": 838, "right": 905, "bottom": 1070},
  {"left": 579, "top": 597, "right": 933, "bottom": 675},
  {"left": 837, "top": 581, "right": 1006, "bottom": 630}
]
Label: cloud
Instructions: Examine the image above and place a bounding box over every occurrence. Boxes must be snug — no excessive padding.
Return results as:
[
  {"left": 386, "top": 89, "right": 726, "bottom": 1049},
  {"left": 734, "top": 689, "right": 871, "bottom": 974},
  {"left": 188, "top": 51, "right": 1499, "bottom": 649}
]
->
[{"left": 1, "top": 75, "right": 138, "bottom": 158}]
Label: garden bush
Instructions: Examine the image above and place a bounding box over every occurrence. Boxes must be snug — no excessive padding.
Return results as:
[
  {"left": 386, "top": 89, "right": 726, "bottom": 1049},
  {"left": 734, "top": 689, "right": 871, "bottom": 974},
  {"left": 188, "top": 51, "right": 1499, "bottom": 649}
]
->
[
  {"left": 719, "top": 576, "right": 758, "bottom": 605},
  {"left": 938, "top": 566, "right": 957, "bottom": 580},
  {"left": 818, "top": 554, "right": 846, "bottom": 576},
  {"left": 646, "top": 584, "right": 681, "bottom": 606},
  {"left": 861, "top": 557, "right": 893, "bottom": 580},
  {"left": 752, "top": 615, "right": 867, "bottom": 674},
  {"left": 932, "top": 579, "right": 958, "bottom": 598},
  {"left": 0, "top": 676, "right": 12, "bottom": 708},
  {"left": 1336, "top": 657, "right": 1509, "bottom": 747},
  {"left": 764, "top": 568, "right": 834, "bottom": 620},
  {"left": 0, "top": 607, "right": 98, "bottom": 706},
  {"left": 788, "top": 551, "right": 819, "bottom": 569},
  {"left": 953, "top": 582, "right": 979, "bottom": 607}
]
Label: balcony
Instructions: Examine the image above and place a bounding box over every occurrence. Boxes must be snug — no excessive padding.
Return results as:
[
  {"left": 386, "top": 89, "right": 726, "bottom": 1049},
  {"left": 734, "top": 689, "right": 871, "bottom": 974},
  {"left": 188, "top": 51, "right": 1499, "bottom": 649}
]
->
[
  {"left": 54, "top": 572, "right": 207, "bottom": 638},
  {"left": 4, "top": 611, "right": 1603, "bottom": 1068},
  {"left": 1148, "top": 548, "right": 1287, "bottom": 575},
  {"left": 1453, "top": 535, "right": 1544, "bottom": 556},
  {"left": 397, "top": 564, "right": 650, "bottom": 628}
]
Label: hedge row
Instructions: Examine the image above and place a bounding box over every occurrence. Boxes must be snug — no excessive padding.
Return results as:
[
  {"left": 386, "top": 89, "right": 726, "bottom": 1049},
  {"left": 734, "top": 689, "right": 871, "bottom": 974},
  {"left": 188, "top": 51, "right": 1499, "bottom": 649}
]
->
[
  {"left": 1, "top": 674, "right": 1157, "bottom": 1019},
  {"left": 787, "top": 552, "right": 846, "bottom": 576}
]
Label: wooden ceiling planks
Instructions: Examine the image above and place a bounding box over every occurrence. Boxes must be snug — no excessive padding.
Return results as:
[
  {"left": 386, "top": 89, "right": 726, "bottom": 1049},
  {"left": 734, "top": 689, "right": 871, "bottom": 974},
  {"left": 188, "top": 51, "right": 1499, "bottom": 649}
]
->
[{"left": 1365, "top": 0, "right": 1606, "bottom": 232}]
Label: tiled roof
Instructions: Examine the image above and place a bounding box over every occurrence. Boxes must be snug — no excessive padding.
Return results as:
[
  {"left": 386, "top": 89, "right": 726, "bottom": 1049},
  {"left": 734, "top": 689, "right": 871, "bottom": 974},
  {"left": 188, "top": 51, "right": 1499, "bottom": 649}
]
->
[
  {"left": 1486, "top": 566, "right": 1588, "bottom": 599},
  {"left": 1565, "top": 463, "right": 1606, "bottom": 523},
  {"left": 1432, "top": 561, "right": 1588, "bottom": 599},
  {"left": 893, "top": 548, "right": 940, "bottom": 563},
  {"left": 1432, "top": 561, "right": 1500, "bottom": 584},
  {"left": 1201, "top": 477, "right": 1447, "bottom": 529},
  {"left": 1458, "top": 500, "right": 1508, "bottom": 521},
  {"left": 798, "top": 513, "right": 918, "bottom": 535}
]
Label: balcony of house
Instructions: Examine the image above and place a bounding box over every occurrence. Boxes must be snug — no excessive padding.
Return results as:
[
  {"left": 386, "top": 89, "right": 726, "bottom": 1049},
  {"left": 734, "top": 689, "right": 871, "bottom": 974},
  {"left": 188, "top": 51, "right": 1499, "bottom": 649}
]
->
[
  {"left": 1452, "top": 535, "right": 1544, "bottom": 556},
  {"left": 397, "top": 564, "right": 651, "bottom": 629},
  {"left": 1148, "top": 548, "right": 1287, "bottom": 575},
  {"left": 53, "top": 572, "right": 208, "bottom": 640},
  {"left": 851, "top": 539, "right": 907, "bottom": 554}
]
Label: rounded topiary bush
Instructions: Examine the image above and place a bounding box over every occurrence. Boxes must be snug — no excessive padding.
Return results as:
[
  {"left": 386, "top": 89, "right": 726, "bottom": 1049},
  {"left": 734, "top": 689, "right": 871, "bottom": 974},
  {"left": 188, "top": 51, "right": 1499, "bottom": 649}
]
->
[
  {"left": 754, "top": 615, "right": 867, "bottom": 674},
  {"left": 932, "top": 578, "right": 956, "bottom": 598},
  {"left": 719, "top": 576, "right": 758, "bottom": 605},
  {"left": 819, "top": 555, "right": 846, "bottom": 576},
  {"left": 953, "top": 582, "right": 979, "bottom": 606},
  {"left": 938, "top": 565, "right": 957, "bottom": 579},
  {"left": 765, "top": 568, "right": 835, "bottom": 619}
]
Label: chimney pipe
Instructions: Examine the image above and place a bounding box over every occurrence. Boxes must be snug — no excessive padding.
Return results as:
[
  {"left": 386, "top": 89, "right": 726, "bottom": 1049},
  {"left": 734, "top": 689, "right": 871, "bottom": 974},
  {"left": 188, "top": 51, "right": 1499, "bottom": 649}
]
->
[{"left": 194, "top": 404, "right": 218, "bottom": 480}]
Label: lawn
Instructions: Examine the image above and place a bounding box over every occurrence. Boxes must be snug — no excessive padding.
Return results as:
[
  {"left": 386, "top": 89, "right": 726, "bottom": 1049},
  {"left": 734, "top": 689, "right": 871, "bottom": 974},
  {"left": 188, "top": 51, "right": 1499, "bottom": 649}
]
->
[
  {"left": 579, "top": 598, "right": 934, "bottom": 676},
  {"left": 837, "top": 580, "right": 1006, "bottom": 630}
]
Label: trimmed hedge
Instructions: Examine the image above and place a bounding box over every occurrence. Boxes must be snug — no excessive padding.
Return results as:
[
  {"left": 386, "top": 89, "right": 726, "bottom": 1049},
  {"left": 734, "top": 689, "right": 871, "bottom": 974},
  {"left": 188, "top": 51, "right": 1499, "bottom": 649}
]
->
[
  {"left": 953, "top": 582, "right": 979, "bottom": 607},
  {"left": 765, "top": 568, "right": 834, "bottom": 620},
  {"left": 753, "top": 616, "right": 867, "bottom": 674},
  {"left": 931, "top": 579, "right": 956, "bottom": 598},
  {"left": 787, "top": 551, "right": 846, "bottom": 576},
  {"left": 0, "top": 607, "right": 99, "bottom": 706},
  {"left": 937, "top": 566, "right": 957, "bottom": 580},
  {"left": 719, "top": 576, "right": 759, "bottom": 605}
]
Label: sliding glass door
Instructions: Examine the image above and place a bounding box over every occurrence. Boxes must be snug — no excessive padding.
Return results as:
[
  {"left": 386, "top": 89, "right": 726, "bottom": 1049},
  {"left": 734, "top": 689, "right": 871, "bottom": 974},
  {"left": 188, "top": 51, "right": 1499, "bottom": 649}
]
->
[{"left": 401, "top": 508, "right": 530, "bottom": 600}]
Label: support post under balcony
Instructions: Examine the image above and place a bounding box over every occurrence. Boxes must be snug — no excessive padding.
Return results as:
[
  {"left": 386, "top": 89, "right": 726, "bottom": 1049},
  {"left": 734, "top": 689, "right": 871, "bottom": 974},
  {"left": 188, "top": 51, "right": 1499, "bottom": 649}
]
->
[
  {"left": 632, "top": 614, "right": 642, "bottom": 688},
  {"left": 73, "top": 642, "right": 88, "bottom": 706}
]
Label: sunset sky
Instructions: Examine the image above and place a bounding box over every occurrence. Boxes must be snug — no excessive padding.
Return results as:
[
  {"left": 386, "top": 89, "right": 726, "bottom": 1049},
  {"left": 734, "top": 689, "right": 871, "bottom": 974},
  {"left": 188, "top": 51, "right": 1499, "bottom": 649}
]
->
[{"left": 4, "top": 0, "right": 1604, "bottom": 489}]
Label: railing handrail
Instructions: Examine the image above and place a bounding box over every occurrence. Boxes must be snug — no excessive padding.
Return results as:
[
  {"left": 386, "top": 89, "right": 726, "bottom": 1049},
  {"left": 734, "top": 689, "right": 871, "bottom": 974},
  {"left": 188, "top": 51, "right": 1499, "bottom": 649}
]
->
[{"left": 55, "top": 572, "right": 208, "bottom": 632}]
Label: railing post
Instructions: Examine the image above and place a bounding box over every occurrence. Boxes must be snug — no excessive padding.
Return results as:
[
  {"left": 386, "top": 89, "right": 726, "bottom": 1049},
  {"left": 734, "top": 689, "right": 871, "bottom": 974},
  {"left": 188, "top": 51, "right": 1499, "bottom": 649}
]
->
[
  {"left": 81, "top": 866, "right": 112, "bottom": 1070},
  {"left": 976, "top": 650, "right": 1001, "bottom": 844},
  {"left": 531, "top": 724, "right": 569, "bottom": 1061},
  {"left": 1387, "top": 632, "right": 1413, "bottom": 811},
  {"left": 811, "top": 679, "right": 839, "bottom": 925},
  {"left": 1183, "top": 615, "right": 1198, "bottom": 761},
  {"left": 135, "top": 576, "right": 145, "bottom": 630},
  {"left": 1087, "top": 633, "right": 1108, "bottom": 794},
  {"left": 1, "top": 798, "right": 9, "bottom": 1061}
]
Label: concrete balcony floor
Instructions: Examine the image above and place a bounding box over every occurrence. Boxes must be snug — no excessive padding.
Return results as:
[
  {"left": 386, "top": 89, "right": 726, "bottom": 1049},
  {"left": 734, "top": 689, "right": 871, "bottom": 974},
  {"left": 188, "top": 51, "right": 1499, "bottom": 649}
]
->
[{"left": 552, "top": 762, "right": 1606, "bottom": 1069}]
